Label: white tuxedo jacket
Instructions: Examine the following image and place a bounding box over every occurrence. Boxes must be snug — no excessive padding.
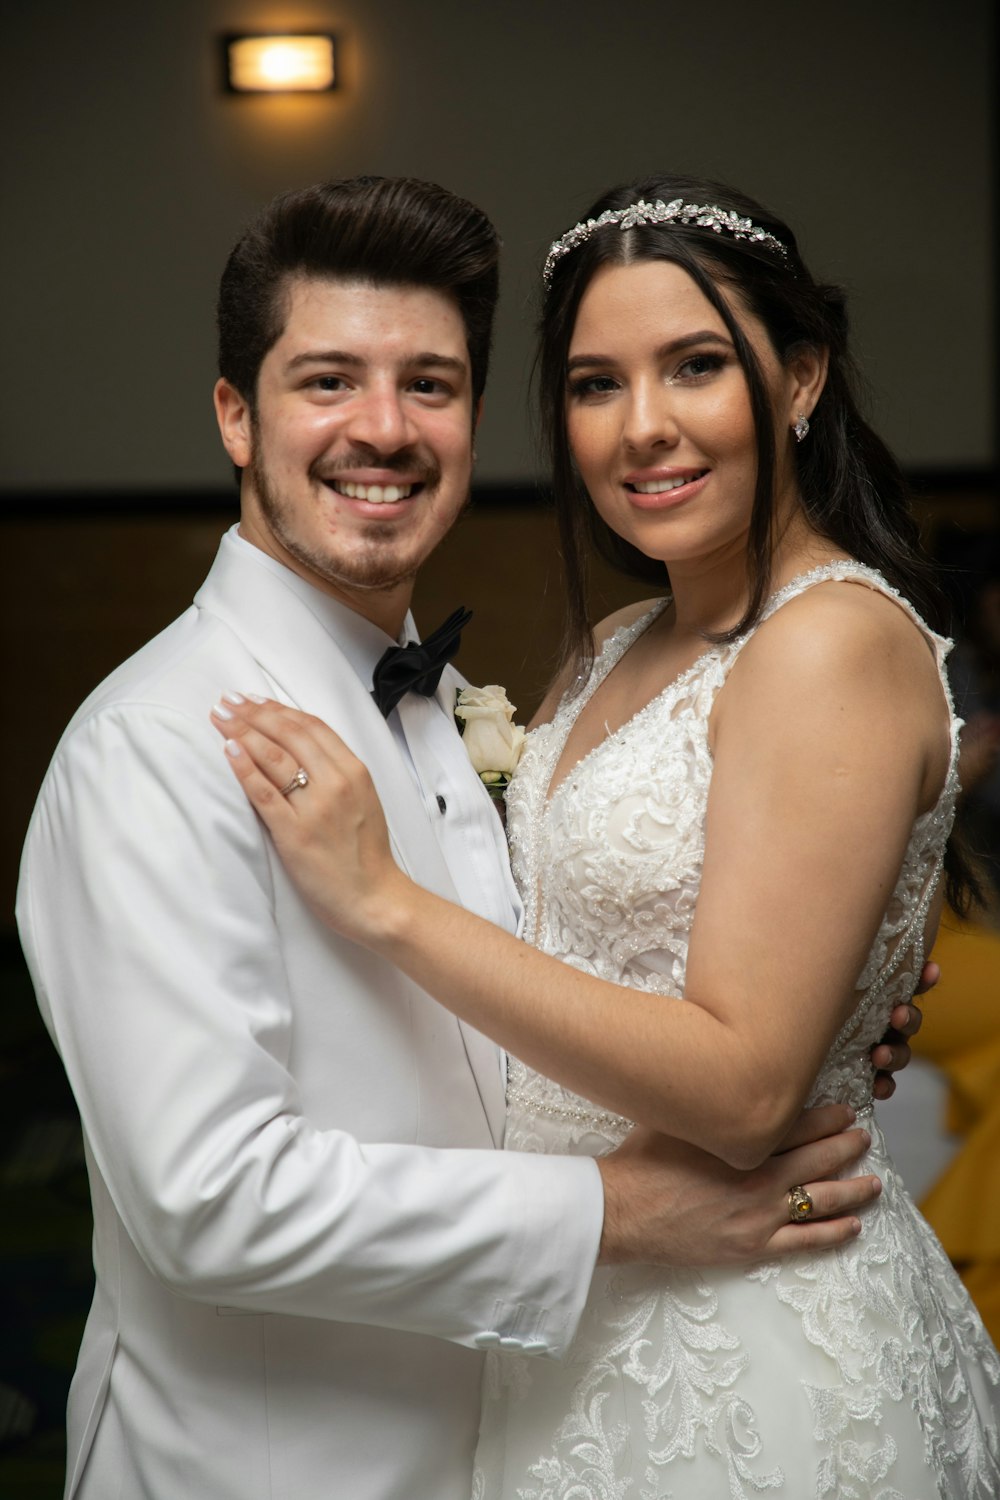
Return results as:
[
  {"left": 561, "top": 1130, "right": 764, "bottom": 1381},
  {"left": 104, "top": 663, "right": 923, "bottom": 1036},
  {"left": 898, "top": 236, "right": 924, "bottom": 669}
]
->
[{"left": 17, "top": 531, "right": 603, "bottom": 1500}]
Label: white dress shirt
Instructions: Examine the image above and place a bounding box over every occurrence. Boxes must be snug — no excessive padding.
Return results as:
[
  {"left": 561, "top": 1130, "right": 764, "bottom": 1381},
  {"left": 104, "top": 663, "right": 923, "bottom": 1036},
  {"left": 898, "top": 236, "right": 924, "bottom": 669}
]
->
[{"left": 230, "top": 529, "right": 522, "bottom": 932}]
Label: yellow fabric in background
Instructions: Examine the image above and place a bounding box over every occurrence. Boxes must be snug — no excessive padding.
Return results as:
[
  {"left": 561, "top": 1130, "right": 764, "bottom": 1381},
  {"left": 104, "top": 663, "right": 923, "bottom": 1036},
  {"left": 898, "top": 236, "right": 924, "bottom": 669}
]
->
[{"left": 919, "top": 915, "right": 1000, "bottom": 1343}]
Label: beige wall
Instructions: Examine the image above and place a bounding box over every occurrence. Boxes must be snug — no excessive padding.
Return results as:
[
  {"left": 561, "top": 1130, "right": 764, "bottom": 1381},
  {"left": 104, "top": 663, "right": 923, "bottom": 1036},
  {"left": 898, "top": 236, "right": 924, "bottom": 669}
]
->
[{"left": 1, "top": 0, "right": 994, "bottom": 490}]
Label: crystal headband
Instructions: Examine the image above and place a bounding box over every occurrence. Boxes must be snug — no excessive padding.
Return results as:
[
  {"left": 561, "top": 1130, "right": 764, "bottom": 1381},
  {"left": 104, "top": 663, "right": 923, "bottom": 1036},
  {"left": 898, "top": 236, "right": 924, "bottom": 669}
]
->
[{"left": 542, "top": 198, "right": 789, "bottom": 286}]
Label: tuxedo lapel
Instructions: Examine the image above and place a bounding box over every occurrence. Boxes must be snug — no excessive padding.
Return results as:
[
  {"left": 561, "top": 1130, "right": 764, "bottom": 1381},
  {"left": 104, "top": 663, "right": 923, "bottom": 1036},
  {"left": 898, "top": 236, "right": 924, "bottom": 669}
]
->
[
  {"left": 196, "top": 538, "right": 452, "bottom": 895},
  {"left": 195, "top": 537, "right": 506, "bottom": 1144},
  {"left": 395, "top": 689, "right": 508, "bottom": 1147}
]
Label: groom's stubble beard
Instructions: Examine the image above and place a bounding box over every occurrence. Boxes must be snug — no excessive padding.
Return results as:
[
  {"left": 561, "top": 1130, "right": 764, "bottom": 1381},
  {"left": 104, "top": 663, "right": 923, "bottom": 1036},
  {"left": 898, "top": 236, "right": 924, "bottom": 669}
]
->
[{"left": 246, "top": 423, "right": 458, "bottom": 597}]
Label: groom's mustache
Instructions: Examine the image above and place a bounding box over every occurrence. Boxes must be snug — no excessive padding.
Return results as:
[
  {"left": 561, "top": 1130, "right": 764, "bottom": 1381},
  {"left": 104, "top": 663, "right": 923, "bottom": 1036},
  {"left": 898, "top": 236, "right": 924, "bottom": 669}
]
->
[{"left": 311, "top": 450, "right": 441, "bottom": 487}]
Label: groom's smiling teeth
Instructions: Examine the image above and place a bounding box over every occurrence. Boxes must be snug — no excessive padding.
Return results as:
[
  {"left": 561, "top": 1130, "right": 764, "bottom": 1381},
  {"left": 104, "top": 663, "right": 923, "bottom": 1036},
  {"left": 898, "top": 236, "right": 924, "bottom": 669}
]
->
[
  {"left": 333, "top": 480, "right": 416, "bottom": 503},
  {"left": 627, "top": 472, "right": 707, "bottom": 494}
]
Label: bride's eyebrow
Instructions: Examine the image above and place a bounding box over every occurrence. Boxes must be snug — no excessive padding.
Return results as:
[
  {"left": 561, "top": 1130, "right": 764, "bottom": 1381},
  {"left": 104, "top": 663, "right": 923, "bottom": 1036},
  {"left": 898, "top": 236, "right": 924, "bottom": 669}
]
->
[{"left": 566, "top": 331, "right": 732, "bottom": 372}]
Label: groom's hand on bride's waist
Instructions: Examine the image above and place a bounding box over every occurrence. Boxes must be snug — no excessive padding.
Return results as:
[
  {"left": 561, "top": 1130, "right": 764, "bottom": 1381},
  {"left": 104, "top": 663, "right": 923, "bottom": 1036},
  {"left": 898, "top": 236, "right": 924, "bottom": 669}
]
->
[
  {"left": 596, "top": 1104, "right": 878, "bottom": 1268},
  {"left": 870, "top": 961, "right": 936, "bottom": 1099}
]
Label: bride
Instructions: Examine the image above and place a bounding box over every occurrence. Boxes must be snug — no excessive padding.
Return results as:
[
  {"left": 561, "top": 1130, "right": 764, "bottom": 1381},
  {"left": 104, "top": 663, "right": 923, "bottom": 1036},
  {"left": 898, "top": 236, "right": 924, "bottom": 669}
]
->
[{"left": 212, "top": 175, "right": 1000, "bottom": 1495}]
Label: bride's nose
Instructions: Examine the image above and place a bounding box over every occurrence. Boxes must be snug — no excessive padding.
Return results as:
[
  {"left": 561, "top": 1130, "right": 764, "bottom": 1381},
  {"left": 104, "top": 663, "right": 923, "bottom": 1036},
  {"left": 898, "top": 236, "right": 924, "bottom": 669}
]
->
[{"left": 622, "top": 379, "right": 680, "bottom": 454}]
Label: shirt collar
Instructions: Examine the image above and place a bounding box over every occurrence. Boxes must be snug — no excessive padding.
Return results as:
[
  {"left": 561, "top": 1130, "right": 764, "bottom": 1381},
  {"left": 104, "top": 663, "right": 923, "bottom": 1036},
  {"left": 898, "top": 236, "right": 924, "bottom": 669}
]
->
[{"left": 227, "top": 525, "right": 418, "bottom": 689}]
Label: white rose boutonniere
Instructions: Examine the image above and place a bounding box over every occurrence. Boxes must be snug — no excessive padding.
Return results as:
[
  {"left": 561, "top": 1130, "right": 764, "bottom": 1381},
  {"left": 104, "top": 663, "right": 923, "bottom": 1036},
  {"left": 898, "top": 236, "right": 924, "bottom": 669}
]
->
[{"left": 455, "top": 684, "right": 527, "bottom": 800}]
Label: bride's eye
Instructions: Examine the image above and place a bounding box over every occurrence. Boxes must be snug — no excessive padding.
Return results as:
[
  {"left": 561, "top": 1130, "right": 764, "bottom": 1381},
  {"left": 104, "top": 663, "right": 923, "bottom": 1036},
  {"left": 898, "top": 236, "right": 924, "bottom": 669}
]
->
[
  {"left": 674, "top": 352, "right": 727, "bottom": 382},
  {"left": 567, "top": 374, "right": 619, "bottom": 400}
]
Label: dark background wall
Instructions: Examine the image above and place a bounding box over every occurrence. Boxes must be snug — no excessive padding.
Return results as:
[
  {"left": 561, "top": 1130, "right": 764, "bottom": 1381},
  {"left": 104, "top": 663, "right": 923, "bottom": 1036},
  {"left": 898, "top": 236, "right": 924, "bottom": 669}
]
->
[
  {"left": 1, "top": 0, "right": 995, "bottom": 491},
  {"left": 2, "top": 0, "right": 996, "bottom": 924}
]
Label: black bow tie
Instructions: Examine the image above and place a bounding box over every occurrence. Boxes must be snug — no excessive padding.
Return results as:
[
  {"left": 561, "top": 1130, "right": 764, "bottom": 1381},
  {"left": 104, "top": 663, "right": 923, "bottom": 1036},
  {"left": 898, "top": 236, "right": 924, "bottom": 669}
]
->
[{"left": 371, "top": 607, "right": 472, "bottom": 718}]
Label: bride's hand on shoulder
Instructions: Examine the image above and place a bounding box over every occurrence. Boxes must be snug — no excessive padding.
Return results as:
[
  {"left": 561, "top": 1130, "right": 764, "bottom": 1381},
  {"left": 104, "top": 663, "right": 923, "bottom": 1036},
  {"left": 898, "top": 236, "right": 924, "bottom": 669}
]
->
[{"left": 210, "top": 695, "right": 410, "bottom": 946}]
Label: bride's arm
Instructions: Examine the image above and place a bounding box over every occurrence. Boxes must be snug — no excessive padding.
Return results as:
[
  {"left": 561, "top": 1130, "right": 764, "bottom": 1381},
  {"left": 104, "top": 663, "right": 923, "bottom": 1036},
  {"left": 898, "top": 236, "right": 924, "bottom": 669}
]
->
[{"left": 212, "top": 589, "right": 944, "bottom": 1170}]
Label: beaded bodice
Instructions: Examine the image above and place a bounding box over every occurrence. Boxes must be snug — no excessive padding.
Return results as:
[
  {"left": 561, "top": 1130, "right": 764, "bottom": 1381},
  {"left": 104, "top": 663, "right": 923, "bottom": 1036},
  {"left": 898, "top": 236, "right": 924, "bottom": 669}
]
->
[{"left": 504, "top": 562, "right": 961, "bottom": 1151}]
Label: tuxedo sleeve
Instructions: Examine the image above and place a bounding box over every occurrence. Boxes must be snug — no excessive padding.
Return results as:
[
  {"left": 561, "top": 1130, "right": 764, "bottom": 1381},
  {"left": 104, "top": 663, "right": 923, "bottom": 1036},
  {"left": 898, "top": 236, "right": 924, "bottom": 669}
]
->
[{"left": 17, "top": 700, "right": 603, "bottom": 1357}]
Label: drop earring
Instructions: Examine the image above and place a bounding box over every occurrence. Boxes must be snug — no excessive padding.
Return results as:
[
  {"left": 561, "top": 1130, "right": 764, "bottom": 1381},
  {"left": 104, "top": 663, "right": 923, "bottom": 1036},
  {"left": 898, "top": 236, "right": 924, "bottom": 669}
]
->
[{"left": 793, "top": 414, "right": 810, "bottom": 443}]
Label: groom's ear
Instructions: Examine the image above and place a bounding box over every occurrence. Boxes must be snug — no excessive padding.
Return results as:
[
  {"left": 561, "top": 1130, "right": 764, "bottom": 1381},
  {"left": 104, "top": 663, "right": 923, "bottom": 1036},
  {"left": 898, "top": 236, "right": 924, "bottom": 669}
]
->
[{"left": 214, "top": 378, "right": 253, "bottom": 469}]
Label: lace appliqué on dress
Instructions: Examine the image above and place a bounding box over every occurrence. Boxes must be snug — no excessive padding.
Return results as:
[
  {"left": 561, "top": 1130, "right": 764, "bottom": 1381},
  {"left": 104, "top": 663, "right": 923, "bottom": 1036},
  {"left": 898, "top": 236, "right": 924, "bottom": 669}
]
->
[{"left": 474, "top": 564, "right": 1000, "bottom": 1500}]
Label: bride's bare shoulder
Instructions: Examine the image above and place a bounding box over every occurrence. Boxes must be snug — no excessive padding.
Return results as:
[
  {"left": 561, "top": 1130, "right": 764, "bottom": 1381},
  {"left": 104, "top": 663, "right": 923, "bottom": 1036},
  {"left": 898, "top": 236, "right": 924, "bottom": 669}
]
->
[{"left": 722, "top": 576, "right": 946, "bottom": 740}]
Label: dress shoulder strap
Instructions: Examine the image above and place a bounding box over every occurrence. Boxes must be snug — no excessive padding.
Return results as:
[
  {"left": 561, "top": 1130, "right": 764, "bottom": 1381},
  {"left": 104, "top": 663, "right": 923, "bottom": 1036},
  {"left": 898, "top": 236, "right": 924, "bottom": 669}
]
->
[
  {"left": 722, "top": 560, "right": 955, "bottom": 699},
  {"left": 575, "top": 597, "right": 672, "bottom": 704}
]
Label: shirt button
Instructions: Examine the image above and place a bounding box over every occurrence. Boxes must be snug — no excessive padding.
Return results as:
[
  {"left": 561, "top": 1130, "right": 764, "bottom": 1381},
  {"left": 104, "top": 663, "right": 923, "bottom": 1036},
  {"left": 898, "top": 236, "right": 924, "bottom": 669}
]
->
[{"left": 436, "top": 794, "right": 447, "bottom": 815}]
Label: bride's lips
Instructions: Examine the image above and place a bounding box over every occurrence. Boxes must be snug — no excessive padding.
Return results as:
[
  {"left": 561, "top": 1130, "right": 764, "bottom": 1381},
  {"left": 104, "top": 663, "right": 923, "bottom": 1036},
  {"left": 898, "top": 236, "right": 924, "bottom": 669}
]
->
[{"left": 623, "top": 468, "right": 710, "bottom": 510}]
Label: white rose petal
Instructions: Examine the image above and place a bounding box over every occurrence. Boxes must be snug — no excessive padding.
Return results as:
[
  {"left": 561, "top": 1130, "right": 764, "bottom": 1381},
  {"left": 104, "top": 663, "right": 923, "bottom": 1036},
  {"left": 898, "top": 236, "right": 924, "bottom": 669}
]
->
[
  {"left": 455, "top": 685, "right": 517, "bottom": 723},
  {"left": 462, "top": 714, "right": 526, "bottom": 775}
]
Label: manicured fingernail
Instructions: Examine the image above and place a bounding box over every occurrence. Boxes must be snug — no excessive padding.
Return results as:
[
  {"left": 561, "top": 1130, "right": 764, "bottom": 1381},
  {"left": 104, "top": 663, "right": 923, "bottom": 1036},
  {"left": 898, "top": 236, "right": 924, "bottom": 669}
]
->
[
  {"left": 873, "top": 1177, "right": 882, "bottom": 1196},
  {"left": 850, "top": 1219, "right": 863, "bottom": 1236},
  {"left": 860, "top": 1130, "right": 871, "bottom": 1149},
  {"left": 213, "top": 702, "right": 233, "bottom": 720},
  {"left": 222, "top": 691, "right": 246, "bottom": 705},
  {"left": 845, "top": 1106, "right": 857, "bottom": 1123},
  {"left": 225, "top": 738, "right": 242, "bottom": 758},
  {"left": 247, "top": 693, "right": 267, "bottom": 704}
]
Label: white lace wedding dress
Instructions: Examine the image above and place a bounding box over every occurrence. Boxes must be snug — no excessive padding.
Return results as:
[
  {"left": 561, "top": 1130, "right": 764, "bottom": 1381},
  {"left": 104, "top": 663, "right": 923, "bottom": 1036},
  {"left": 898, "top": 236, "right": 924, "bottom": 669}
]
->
[{"left": 473, "top": 563, "right": 1000, "bottom": 1500}]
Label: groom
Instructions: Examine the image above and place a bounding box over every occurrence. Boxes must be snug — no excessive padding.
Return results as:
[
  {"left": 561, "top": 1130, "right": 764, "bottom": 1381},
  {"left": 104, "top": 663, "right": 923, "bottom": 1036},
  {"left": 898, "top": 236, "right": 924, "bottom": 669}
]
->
[{"left": 17, "top": 177, "right": 916, "bottom": 1500}]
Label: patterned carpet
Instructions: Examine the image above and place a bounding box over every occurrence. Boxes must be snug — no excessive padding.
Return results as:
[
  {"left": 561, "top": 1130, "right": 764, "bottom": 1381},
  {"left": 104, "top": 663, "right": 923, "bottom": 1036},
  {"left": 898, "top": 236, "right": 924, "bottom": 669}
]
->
[{"left": 0, "top": 935, "right": 92, "bottom": 1499}]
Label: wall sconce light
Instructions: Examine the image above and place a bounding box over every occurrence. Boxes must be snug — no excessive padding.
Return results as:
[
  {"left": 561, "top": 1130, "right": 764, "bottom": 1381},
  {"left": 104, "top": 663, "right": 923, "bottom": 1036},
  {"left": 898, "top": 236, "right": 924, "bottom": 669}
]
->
[{"left": 222, "top": 33, "right": 337, "bottom": 93}]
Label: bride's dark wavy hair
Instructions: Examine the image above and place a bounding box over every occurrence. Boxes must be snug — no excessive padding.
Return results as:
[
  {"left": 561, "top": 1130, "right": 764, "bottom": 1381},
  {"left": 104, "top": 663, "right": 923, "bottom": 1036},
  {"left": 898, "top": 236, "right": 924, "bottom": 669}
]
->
[{"left": 538, "top": 171, "right": 977, "bottom": 911}]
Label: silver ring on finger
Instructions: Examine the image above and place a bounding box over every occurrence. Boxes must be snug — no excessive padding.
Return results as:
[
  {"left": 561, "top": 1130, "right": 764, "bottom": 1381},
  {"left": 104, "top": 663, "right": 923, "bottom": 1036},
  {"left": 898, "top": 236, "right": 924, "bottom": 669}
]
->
[
  {"left": 280, "top": 767, "right": 309, "bottom": 797},
  {"left": 787, "top": 1185, "right": 814, "bottom": 1223}
]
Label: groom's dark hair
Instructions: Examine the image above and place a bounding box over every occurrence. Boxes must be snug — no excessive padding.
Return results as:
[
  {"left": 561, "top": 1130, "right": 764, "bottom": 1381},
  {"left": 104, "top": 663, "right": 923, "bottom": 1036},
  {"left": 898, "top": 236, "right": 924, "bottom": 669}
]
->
[{"left": 217, "top": 176, "right": 501, "bottom": 407}]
